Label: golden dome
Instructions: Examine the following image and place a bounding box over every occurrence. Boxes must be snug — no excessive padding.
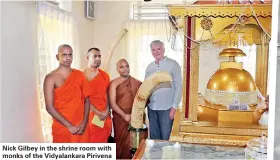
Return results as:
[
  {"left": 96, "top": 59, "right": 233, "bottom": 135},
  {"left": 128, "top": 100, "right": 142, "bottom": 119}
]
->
[
  {"left": 207, "top": 68, "right": 256, "bottom": 92},
  {"left": 205, "top": 48, "right": 258, "bottom": 106}
]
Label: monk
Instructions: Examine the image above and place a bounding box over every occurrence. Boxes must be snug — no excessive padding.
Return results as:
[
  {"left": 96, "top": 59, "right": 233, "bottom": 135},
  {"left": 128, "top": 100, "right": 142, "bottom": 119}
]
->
[
  {"left": 109, "top": 59, "right": 142, "bottom": 159},
  {"left": 84, "top": 48, "right": 112, "bottom": 143},
  {"left": 43, "top": 44, "right": 91, "bottom": 143}
]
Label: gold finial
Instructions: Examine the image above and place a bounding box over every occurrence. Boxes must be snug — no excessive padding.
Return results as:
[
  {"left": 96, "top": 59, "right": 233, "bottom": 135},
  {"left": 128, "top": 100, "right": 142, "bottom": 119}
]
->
[{"left": 219, "top": 48, "right": 246, "bottom": 62}]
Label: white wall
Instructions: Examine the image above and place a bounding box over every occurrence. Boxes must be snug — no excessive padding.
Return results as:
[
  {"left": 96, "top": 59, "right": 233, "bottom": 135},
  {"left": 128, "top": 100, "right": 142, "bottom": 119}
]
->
[
  {"left": 92, "top": 1, "right": 130, "bottom": 55},
  {"left": 274, "top": 6, "right": 280, "bottom": 158},
  {"left": 1, "top": 1, "right": 44, "bottom": 142},
  {"left": 72, "top": 1, "right": 95, "bottom": 69},
  {"left": 92, "top": 1, "right": 130, "bottom": 78},
  {"left": 0, "top": 1, "right": 95, "bottom": 142},
  {"left": 274, "top": 44, "right": 280, "bottom": 157}
]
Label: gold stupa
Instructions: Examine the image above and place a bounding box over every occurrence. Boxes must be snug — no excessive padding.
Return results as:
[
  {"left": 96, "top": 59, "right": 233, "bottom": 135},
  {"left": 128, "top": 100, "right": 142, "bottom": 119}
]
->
[{"left": 205, "top": 48, "right": 258, "bottom": 108}]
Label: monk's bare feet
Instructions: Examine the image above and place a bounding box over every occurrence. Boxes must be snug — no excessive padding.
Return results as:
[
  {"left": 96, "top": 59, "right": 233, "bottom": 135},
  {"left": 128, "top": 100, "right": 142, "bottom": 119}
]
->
[{"left": 68, "top": 125, "right": 79, "bottom": 134}]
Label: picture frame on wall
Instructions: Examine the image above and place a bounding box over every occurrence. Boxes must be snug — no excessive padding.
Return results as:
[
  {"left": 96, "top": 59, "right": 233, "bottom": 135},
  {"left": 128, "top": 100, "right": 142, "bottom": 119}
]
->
[{"left": 86, "top": 0, "right": 95, "bottom": 20}]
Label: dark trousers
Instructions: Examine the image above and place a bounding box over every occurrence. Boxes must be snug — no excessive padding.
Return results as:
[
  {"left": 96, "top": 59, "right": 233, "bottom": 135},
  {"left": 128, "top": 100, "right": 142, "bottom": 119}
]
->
[{"left": 148, "top": 107, "right": 174, "bottom": 140}]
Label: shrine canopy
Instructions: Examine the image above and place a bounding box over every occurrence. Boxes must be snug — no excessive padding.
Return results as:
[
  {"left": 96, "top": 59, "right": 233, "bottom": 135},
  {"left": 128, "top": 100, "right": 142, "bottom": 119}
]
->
[
  {"left": 168, "top": 0, "right": 272, "bottom": 18},
  {"left": 167, "top": 0, "right": 272, "bottom": 41}
]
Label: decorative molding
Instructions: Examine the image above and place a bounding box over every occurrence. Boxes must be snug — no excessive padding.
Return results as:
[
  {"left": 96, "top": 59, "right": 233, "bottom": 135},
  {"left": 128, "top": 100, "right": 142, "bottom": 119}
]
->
[{"left": 168, "top": 4, "right": 272, "bottom": 18}]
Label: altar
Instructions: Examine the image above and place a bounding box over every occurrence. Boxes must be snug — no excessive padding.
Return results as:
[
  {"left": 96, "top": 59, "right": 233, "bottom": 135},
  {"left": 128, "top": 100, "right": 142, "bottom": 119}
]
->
[
  {"left": 167, "top": 0, "right": 272, "bottom": 147},
  {"left": 129, "top": 1, "right": 271, "bottom": 159}
]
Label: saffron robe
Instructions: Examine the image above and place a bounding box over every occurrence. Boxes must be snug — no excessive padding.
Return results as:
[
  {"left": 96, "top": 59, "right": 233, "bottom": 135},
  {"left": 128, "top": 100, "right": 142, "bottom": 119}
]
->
[
  {"left": 53, "top": 69, "right": 91, "bottom": 143},
  {"left": 88, "top": 69, "right": 112, "bottom": 143},
  {"left": 113, "top": 76, "right": 141, "bottom": 159}
]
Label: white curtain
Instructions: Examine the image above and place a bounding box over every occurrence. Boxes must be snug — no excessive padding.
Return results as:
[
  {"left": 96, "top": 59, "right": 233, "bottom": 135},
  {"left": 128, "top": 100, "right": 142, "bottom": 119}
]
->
[
  {"left": 37, "top": 2, "right": 79, "bottom": 142},
  {"left": 121, "top": 20, "right": 184, "bottom": 81}
]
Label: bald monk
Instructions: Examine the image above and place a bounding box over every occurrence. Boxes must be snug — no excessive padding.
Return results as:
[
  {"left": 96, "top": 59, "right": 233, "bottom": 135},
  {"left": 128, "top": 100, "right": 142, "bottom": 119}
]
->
[
  {"left": 84, "top": 48, "right": 112, "bottom": 143},
  {"left": 109, "top": 59, "right": 142, "bottom": 159},
  {"left": 43, "top": 44, "right": 91, "bottom": 143}
]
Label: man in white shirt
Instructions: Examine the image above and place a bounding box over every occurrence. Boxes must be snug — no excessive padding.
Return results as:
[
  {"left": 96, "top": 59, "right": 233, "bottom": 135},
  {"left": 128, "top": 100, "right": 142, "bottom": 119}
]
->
[{"left": 145, "top": 40, "right": 182, "bottom": 140}]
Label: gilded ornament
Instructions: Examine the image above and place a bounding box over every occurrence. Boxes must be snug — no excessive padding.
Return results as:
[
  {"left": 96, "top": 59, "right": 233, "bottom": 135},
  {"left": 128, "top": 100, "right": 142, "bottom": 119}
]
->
[{"left": 201, "top": 17, "right": 213, "bottom": 30}]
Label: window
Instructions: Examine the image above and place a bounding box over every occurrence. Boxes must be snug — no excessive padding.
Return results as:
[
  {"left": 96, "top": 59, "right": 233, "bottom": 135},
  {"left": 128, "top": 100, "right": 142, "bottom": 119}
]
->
[
  {"left": 130, "top": 3, "right": 169, "bottom": 20},
  {"left": 57, "top": 0, "right": 72, "bottom": 12},
  {"left": 47, "top": 0, "right": 72, "bottom": 12}
]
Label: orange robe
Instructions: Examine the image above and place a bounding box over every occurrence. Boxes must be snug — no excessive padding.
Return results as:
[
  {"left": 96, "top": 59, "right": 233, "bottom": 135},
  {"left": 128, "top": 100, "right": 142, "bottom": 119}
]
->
[
  {"left": 113, "top": 76, "right": 141, "bottom": 159},
  {"left": 53, "top": 69, "right": 91, "bottom": 143},
  {"left": 88, "top": 69, "right": 112, "bottom": 143}
]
